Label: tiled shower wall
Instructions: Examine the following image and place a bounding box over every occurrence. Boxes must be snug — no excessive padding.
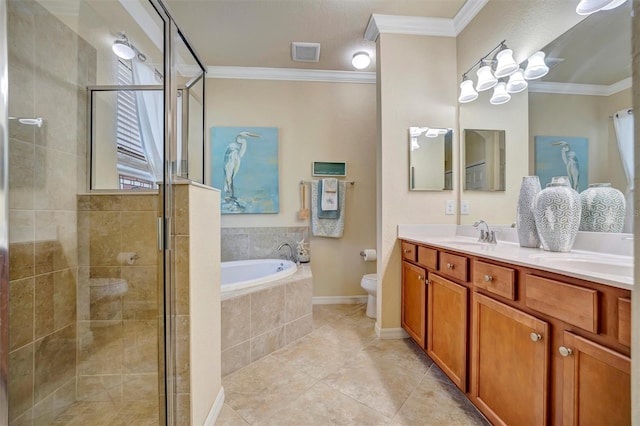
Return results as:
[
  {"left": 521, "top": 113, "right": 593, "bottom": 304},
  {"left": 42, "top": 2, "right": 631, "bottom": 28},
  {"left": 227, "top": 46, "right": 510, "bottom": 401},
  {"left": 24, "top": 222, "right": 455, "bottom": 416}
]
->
[
  {"left": 76, "top": 194, "right": 160, "bottom": 414},
  {"left": 221, "top": 226, "right": 310, "bottom": 261},
  {"left": 7, "top": 0, "right": 95, "bottom": 423}
]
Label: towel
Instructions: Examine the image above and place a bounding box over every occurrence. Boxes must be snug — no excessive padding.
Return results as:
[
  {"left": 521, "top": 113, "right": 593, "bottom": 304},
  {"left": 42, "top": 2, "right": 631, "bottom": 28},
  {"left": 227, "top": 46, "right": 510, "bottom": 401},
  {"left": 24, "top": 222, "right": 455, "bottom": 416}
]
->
[
  {"left": 311, "top": 181, "right": 347, "bottom": 238},
  {"left": 317, "top": 180, "right": 339, "bottom": 219},
  {"left": 321, "top": 178, "right": 338, "bottom": 211}
]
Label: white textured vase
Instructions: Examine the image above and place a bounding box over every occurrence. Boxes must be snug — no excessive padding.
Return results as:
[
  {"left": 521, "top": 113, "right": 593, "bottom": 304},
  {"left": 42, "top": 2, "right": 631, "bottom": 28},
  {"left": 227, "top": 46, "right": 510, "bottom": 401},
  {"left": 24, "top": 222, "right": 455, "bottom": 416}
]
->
[
  {"left": 533, "top": 177, "right": 581, "bottom": 252},
  {"left": 516, "top": 176, "right": 542, "bottom": 247},
  {"left": 579, "top": 183, "right": 626, "bottom": 233}
]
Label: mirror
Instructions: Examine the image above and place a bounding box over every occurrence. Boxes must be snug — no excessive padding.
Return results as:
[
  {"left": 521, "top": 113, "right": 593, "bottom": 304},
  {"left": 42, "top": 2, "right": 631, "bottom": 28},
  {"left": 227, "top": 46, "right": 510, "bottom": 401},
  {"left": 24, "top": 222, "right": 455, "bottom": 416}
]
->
[
  {"left": 529, "top": 4, "right": 631, "bottom": 231},
  {"left": 409, "top": 127, "right": 453, "bottom": 191},
  {"left": 463, "top": 129, "right": 505, "bottom": 191}
]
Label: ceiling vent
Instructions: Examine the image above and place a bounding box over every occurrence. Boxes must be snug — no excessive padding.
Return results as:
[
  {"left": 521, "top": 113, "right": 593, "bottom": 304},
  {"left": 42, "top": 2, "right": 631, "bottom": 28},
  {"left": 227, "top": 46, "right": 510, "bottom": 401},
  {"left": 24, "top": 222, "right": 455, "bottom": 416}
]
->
[{"left": 291, "top": 42, "right": 320, "bottom": 62}]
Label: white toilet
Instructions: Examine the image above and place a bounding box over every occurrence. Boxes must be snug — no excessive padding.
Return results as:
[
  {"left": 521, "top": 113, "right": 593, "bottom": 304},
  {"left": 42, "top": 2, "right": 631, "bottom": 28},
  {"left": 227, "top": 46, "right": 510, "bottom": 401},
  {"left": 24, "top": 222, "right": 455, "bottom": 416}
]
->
[{"left": 360, "top": 273, "right": 377, "bottom": 318}]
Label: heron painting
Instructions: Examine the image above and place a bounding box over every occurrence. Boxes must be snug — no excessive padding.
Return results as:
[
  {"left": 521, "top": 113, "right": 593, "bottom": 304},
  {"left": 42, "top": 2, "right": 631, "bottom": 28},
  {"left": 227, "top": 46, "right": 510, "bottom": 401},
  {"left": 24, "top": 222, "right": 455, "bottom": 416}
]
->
[
  {"left": 211, "top": 126, "right": 279, "bottom": 214},
  {"left": 534, "top": 136, "right": 588, "bottom": 192}
]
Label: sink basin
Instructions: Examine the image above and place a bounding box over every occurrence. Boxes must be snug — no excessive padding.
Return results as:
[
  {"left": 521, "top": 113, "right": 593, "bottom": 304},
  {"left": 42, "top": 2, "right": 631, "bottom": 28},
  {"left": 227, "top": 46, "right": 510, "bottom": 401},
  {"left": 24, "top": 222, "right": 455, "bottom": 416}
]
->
[
  {"left": 435, "top": 239, "right": 492, "bottom": 248},
  {"left": 528, "top": 254, "right": 633, "bottom": 279}
]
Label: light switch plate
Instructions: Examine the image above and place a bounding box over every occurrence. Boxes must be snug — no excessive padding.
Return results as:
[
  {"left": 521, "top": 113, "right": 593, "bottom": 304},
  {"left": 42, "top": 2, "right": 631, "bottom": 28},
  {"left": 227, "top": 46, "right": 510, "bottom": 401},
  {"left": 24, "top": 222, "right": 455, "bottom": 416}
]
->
[
  {"left": 445, "top": 200, "right": 455, "bottom": 215},
  {"left": 461, "top": 200, "right": 469, "bottom": 215}
]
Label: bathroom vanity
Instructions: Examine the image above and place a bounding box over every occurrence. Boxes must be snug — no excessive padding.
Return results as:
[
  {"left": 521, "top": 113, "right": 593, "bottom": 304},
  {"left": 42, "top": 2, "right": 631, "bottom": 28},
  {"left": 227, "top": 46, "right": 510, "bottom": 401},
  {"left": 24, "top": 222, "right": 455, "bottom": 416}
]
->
[{"left": 399, "top": 227, "right": 631, "bottom": 426}]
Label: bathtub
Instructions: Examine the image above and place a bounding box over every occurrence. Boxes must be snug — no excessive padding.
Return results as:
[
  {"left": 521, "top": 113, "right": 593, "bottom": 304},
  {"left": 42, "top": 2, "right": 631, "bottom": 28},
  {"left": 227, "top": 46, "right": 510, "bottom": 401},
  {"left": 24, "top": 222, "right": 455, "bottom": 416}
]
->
[{"left": 221, "top": 259, "right": 297, "bottom": 294}]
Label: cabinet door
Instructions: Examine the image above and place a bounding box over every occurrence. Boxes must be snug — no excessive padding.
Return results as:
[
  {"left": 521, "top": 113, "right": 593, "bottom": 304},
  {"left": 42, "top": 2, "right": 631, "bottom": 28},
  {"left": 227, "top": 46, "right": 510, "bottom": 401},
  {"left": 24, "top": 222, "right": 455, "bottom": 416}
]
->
[
  {"left": 472, "top": 293, "right": 549, "bottom": 426},
  {"left": 427, "top": 273, "right": 468, "bottom": 391},
  {"left": 561, "top": 331, "right": 630, "bottom": 426},
  {"left": 401, "top": 261, "right": 427, "bottom": 348}
]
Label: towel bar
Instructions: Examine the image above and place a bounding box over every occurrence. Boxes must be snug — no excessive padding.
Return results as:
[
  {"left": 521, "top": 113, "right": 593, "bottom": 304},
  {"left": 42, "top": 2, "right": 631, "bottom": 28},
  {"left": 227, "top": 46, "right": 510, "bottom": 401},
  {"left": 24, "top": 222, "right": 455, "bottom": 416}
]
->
[{"left": 300, "top": 179, "right": 355, "bottom": 185}]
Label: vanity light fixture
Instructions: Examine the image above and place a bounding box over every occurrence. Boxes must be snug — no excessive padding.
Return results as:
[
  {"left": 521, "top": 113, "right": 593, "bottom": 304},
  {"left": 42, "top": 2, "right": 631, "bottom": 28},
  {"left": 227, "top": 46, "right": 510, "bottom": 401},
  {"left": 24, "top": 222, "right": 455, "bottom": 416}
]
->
[
  {"left": 576, "top": 0, "right": 628, "bottom": 15},
  {"left": 352, "top": 52, "right": 371, "bottom": 70},
  {"left": 457, "top": 39, "right": 548, "bottom": 105}
]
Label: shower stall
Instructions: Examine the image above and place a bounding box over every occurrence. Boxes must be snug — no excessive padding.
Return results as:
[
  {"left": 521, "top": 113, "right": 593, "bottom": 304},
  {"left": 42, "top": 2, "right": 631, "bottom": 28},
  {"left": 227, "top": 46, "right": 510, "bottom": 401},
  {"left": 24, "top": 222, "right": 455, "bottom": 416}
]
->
[{"left": 1, "top": 0, "right": 206, "bottom": 424}]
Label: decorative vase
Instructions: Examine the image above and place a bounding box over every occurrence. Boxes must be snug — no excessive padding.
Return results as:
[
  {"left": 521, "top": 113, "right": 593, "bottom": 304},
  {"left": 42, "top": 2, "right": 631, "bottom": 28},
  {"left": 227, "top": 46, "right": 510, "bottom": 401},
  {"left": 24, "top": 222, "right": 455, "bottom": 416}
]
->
[
  {"left": 516, "top": 176, "right": 542, "bottom": 247},
  {"left": 533, "top": 176, "right": 581, "bottom": 252},
  {"left": 579, "top": 183, "right": 626, "bottom": 233}
]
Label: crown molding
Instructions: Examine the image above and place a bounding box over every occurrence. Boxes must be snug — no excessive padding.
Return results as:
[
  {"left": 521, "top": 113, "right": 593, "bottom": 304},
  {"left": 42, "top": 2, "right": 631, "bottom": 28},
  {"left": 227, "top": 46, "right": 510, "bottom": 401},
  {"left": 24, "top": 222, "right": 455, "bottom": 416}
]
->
[
  {"left": 206, "top": 66, "right": 376, "bottom": 84},
  {"left": 453, "top": 0, "right": 489, "bottom": 35},
  {"left": 528, "top": 77, "right": 631, "bottom": 96},
  {"left": 364, "top": 0, "right": 487, "bottom": 41}
]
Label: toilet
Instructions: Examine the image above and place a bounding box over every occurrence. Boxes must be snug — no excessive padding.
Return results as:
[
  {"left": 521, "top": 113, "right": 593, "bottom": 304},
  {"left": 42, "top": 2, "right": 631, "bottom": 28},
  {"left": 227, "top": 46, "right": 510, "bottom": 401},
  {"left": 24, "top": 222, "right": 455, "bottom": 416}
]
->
[{"left": 360, "top": 273, "right": 377, "bottom": 318}]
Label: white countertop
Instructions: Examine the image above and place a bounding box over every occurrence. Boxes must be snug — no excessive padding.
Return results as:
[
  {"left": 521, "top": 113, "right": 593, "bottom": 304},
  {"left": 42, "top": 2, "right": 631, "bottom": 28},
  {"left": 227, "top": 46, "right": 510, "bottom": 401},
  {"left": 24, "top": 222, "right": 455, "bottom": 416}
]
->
[{"left": 398, "top": 225, "right": 634, "bottom": 291}]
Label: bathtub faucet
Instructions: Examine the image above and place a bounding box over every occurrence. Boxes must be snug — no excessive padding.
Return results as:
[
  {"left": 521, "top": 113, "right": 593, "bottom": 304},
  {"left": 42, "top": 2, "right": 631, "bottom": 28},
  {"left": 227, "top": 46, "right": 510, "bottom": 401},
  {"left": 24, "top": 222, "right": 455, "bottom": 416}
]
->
[{"left": 277, "top": 243, "right": 297, "bottom": 263}]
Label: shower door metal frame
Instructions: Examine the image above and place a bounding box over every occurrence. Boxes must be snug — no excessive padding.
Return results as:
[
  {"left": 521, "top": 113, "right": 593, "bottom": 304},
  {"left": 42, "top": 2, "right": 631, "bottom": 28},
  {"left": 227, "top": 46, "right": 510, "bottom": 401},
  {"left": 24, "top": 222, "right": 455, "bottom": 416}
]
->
[{"left": 0, "top": 1, "right": 9, "bottom": 424}]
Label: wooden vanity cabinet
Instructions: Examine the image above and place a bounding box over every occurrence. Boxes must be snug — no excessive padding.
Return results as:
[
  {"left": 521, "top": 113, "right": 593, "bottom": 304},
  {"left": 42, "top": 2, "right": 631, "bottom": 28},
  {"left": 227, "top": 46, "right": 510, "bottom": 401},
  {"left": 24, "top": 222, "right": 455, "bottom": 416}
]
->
[
  {"left": 426, "top": 273, "right": 468, "bottom": 391},
  {"left": 401, "top": 261, "right": 427, "bottom": 348},
  {"left": 472, "top": 292, "right": 549, "bottom": 426},
  {"left": 560, "top": 331, "right": 631, "bottom": 426}
]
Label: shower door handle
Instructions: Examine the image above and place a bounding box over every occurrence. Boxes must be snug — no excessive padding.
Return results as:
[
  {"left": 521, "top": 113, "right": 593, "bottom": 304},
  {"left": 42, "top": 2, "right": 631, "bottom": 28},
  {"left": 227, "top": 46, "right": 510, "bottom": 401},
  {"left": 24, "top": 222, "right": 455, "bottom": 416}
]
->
[{"left": 157, "top": 217, "right": 164, "bottom": 251}]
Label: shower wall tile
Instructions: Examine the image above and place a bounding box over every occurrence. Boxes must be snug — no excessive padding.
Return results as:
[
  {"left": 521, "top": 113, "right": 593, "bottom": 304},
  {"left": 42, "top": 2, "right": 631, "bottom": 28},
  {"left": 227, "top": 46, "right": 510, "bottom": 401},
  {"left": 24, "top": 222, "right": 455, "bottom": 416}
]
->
[
  {"left": 175, "top": 315, "right": 190, "bottom": 394},
  {"left": 53, "top": 269, "right": 76, "bottom": 329},
  {"left": 88, "top": 211, "right": 121, "bottom": 266},
  {"left": 33, "top": 242, "right": 53, "bottom": 276},
  {"left": 9, "top": 344, "right": 34, "bottom": 423},
  {"left": 35, "top": 210, "right": 78, "bottom": 269},
  {"left": 120, "top": 194, "right": 158, "bottom": 211},
  {"left": 9, "top": 278, "right": 34, "bottom": 351},
  {"left": 9, "top": 210, "right": 34, "bottom": 244},
  {"left": 121, "top": 212, "right": 157, "bottom": 266},
  {"left": 122, "top": 266, "right": 158, "bottom": 320},
  {"left": 9, "top": 140, "right": 35, "bottom": 210},
  {"left": 9, "top": 242, "right": 34, "bottom": 280},
  {"left": 122, "top": 374, "right": 158, "bottom": 401},
  {"left": 34, "top": 324, "right": 76, "bottom": 403},
  {"left": 77, "top": 375, "right": 122, "bottom": 402},
  {"left": 176, "top": 393, "right": 191, "bottom": 426},
  {"left": 34, "top": 5, "right": 75, "bottom": 85},
  {"left": 175, "top": 236, "right": 190, "bottom": 315},
  {"left": 77, "top": 321, "right": 123, "bottom": 376},
  {"left": 174, "top": 186, "right": 189, "bottom": 236},
  {"left": 123, "top": 320, "right": 158, "bottom": 374},
  {"left": 34, "top": 274, "right": 53, "bottom": 340},
  {"left": 33, "top": 147, "right": 77, "bottom": 211},
  {"left": 34, "top": 75, "right": 77, "bottom": 154},
  {"left": 31, "top": 377, "right": 76, "bottom": 426},
  {"left": 221, "top": 294, "right": 251, "bottom": 350},
  {"left": 250, "top": 286, "right": 285, "bottom": 337}
]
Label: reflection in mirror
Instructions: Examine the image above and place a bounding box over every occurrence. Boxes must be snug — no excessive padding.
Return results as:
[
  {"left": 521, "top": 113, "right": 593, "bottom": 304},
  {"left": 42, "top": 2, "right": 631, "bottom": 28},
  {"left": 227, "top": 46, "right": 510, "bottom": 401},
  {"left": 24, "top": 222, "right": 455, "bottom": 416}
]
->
[
  {"left": 464, "top": 129, "right": 505, "bottom": 191},
  {"left": 409, "top": 127, "right": 453, "bottom": 191},
  {"left": 529, "top": 3, "right": 632, "bottom": 231}
]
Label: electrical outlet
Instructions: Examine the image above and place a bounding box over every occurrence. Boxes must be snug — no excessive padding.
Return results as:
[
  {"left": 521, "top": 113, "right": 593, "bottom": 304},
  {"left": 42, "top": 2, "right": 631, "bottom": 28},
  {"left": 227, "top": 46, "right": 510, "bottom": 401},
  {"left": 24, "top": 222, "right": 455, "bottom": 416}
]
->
[
  {"left": 461, "top": 200, "right": 469, "bottom": 215},
  {"left": 445, "top": 200, "right": 455, "bottom": 215}
]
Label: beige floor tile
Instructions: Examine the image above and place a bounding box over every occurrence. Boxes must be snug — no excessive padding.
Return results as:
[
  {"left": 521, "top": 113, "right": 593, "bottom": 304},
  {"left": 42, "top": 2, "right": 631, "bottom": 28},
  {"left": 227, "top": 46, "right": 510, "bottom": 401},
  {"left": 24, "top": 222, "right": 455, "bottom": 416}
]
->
[
  {"left": 223, "top": 355, "right": 318, "bottom": 424},
  {"left": 321, "top": 339, "right": 432, "bottom": 419},
  {"left": 312, "top": 304, "right": 364, "bottom": 329},
  {"left": 215, "top": 404, "right": 250, "bottom": 425},
  {"left": 259, "top": 381, "right": 390, "bottom": 426},
  {"left": 390, "top": 364, "right": 490, "bottom": 426}
]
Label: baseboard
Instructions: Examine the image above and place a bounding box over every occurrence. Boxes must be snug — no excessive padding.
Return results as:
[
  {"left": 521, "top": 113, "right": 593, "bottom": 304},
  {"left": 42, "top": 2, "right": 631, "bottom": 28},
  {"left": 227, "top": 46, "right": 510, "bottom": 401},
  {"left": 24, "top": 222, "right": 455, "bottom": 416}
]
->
[
  {"left": 204, "top": 386, "right": 225, "bottom": 426},
  {"left": 375, "top": 322, "right": 410, "bottom": 339},
  {"left": 312, "top": 295, "right": 369, "bottom": 305}
]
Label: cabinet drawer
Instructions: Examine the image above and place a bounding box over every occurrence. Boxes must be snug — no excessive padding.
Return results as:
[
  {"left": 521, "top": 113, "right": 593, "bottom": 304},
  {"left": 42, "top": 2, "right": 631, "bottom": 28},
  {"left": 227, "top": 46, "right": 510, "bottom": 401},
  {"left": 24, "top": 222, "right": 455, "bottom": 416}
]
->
[
  {"left": 618, "top": 297, "right": 631, "bottom": 347},
  {"left": 473, "top": 260, "right": 516, "bottom": 300},
  {"left": 524, "top": 275, "right": 598, "bottom": 333},
  {"left": 438, "top": 252, "right": 469, "bottom": 282},
  {"left": 417, "top": 246, "right": 438, "bottom": 270},
  {"left": 401, "top": 242, "right": 417, "bottom": 262}
]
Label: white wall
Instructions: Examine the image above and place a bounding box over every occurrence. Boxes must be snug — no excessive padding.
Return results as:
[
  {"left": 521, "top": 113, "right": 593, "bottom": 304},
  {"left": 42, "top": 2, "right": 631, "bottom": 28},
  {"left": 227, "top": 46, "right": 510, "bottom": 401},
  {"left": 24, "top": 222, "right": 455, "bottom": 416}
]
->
[
  {"left": 377, "top": 34, "right": 458, "bottom": 329},
  {"left": 206, "top": 78, "right": 377, "bottom": 297}
]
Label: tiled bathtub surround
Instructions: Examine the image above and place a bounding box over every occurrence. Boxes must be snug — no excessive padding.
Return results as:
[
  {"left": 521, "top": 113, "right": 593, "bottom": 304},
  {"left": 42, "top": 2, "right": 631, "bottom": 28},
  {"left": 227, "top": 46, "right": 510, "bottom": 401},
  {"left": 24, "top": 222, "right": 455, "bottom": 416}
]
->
[
  {"left": 221, "top": 265, "right": 313, "bottom": 376},
  {"left": 221, "top": 226, "right": 310, "bottom": 261}
]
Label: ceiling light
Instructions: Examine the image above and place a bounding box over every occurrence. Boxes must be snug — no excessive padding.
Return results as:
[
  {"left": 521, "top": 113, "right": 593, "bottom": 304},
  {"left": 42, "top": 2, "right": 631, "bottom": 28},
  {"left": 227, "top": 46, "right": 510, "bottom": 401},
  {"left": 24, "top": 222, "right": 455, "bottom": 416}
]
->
[
  {"left": 352, "top": 52, "right": 371, "bottom": 70},
  {"left": 576, "top": 0, "right": 627, "bottom": 15},
  {"left": 494, "top": 48, "right": 519, "bottom": 78},
  {"left": 458, "top": 79, "right": 478, "bottom": 103},
  {"left": 476, "top": 64, "right": 498, "bottom": 92},
  {"left": 490, "top": 82, "right": 511, "bottom": 105},
  {"left": 506, "top": 69, "right": 528, "bottom": 93},
  {"left": 112, "top": 39, "right": 136, "bottom": 60},
  {"left": 524, "top": 51, "right": 549, "bottom": 80}
]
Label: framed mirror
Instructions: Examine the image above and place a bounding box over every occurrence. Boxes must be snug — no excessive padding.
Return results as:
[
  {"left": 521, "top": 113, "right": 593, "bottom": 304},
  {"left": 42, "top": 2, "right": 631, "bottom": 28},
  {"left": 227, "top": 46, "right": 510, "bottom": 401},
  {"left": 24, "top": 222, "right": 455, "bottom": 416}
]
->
[
  {"left": 409, "top": 127, "right": 453, "bottom": 191},
  {"left": 463, "top": 129, "right": 505, "bottom": 191}
]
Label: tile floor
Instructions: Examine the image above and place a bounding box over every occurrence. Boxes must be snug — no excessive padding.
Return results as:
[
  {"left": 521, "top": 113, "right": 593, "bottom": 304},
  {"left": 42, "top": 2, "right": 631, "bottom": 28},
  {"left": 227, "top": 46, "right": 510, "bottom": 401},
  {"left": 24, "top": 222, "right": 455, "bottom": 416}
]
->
[{"left": 216, "top": 304, "right": 490, "bottom": 425}]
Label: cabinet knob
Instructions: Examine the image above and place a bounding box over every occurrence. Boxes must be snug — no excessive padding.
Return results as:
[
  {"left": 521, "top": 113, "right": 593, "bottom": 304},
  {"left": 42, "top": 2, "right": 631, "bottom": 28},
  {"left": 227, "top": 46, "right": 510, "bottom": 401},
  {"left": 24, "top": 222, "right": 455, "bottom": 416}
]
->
[
  {"left": 559, "top": 346, "right": 573, "bottom": 357},
  {"left": 425, "top": 279, "right": 430, "bottom": 285},
  {"left": 530, "top": 333, "right": 542, "bottom": 342},
  {"left": 484, "top": 274, "right": 493, "bottom": 282},
  {"left": 417, "top": 275, "right": 424, "bottom": 281},
  {"left": 403, "top": 249, "right": 412, "bottom": 254},
  {"left": 446, "top": 263, "right": 454, "bottom": 269}
]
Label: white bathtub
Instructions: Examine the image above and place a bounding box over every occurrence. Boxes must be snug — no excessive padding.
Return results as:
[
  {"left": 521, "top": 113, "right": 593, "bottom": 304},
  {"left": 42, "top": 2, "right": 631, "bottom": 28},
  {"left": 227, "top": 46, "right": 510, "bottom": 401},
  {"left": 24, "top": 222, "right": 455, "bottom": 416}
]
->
[{"left": 221, "top": 259, "right": 297, "bottom": 294}]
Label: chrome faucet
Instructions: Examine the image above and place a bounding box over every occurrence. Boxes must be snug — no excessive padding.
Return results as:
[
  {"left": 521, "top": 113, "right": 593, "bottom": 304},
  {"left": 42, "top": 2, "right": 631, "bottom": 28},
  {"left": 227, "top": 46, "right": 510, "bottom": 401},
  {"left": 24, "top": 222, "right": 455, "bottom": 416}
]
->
[
  {"left": 473, "top": 220, "right": 497, "bottom": 244},
  {"left": 277, "top": 243, "right": 297, "bottom": 263}
]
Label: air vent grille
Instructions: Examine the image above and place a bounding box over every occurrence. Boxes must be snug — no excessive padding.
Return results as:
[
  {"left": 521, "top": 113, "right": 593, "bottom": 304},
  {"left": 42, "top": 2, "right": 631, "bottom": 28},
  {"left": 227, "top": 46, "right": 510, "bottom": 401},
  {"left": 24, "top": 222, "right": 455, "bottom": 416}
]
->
[{"left": 292, "top": 42, "right": 320, "bottom": 62}]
